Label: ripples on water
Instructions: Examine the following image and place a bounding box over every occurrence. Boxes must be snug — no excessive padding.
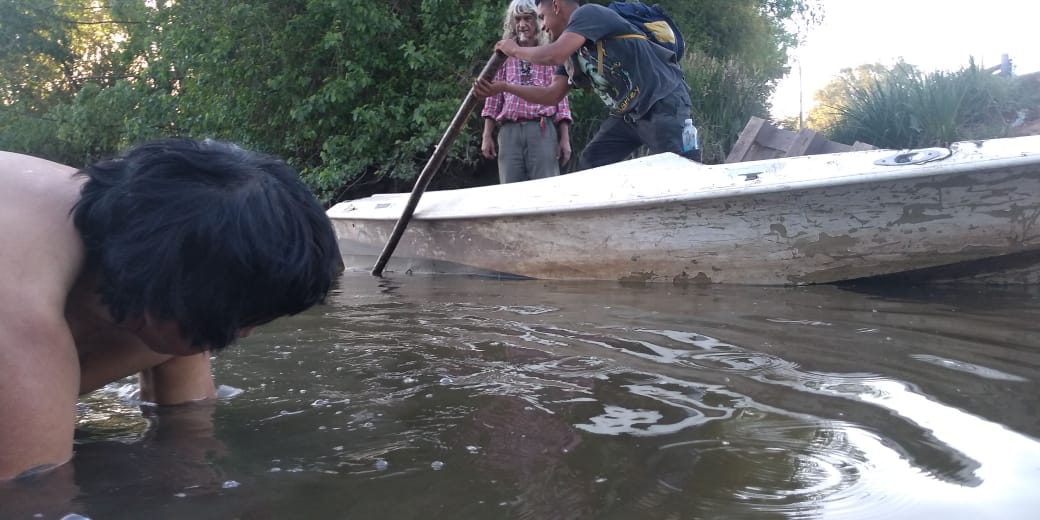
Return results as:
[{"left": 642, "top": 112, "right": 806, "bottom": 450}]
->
[{"left": 11, "top": 275, "right": 1040, "bottom": 519}]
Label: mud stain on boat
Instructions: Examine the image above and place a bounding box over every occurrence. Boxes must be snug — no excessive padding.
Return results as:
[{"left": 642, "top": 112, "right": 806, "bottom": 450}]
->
[
  {"left": 893, "top": 204, "right": 952, "bottom": 225},
  {"left": 619, "top": 271, "right": 655, "bottom": 284},
  {"left": 793, "top": 232, "right": 859, "bottom": 257},
  {"left": 672, "top": 271, "right": 713, "bottom": 286}
]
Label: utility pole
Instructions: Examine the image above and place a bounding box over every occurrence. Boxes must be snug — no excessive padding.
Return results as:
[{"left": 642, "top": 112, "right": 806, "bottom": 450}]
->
[{"left": 798, "top": 59, "right": 804, "bottom": 131}]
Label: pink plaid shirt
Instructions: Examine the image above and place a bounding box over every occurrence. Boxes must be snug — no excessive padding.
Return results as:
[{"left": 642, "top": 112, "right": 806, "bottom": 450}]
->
[{"left": 481, "top": 56, "right": 572, "bottom": 124}]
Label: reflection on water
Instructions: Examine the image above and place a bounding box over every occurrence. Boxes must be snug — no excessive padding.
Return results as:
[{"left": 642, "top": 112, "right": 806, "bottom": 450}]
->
[{"left": 6, "top": 275, "right": 1040, "bottom": 519}]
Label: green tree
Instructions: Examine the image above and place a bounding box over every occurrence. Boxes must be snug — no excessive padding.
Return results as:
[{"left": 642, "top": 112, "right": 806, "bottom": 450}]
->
[
  {"left": 2, "top": 0, "right": 821, "bottom": 200},
  {"left": 106, "top": 0, "right": 505, "bottom": 198},
  {"left": 663, "top": 0, "right": 821, "bottom": 78},
  {"left": 0, "top": 0, "right": 142, "bottom": 162}
]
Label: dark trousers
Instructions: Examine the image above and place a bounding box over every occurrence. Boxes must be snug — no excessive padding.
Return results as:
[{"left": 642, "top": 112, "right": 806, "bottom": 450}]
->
[{"left": 580, "top": 86, "right": 697, "bottom": 170}]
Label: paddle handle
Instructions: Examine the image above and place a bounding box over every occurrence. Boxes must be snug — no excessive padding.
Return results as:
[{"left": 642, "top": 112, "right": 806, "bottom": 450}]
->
[{"left": 371, "top": 51, "right": 507, "bottom": 277}]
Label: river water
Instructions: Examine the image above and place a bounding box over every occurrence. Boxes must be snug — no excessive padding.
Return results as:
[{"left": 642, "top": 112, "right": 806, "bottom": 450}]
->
[{"left": 5, "top": 273, "right": 1040, "bottom": 519}]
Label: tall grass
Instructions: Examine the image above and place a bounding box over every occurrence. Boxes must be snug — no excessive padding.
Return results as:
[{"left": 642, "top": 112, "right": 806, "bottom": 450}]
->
[
  {"left": 682, "top": 50, "right": 772, "bottom": 163},
  {"left": 826, "top": 61, "right": 1019, "bottom": 149}
]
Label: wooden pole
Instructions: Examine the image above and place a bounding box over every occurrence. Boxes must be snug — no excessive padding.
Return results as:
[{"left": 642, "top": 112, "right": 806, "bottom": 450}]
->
[{"left": 371, "top": 52, "right": 506, "bottom": 277}]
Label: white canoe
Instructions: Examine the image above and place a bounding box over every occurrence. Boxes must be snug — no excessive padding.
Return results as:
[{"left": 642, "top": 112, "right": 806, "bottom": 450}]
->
[{"left": 327, "top": 135, "right": 1040, "bottom": 285}]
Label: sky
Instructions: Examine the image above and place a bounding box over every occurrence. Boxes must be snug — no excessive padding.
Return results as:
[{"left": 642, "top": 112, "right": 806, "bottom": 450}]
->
[{"left": 771, "top": 0, "right": 1040, "bottom": 119}]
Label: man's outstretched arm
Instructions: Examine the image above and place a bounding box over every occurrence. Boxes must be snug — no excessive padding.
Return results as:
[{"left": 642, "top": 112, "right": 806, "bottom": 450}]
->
[
  {"left": 496, "top": 32, "right": 586, "bottom": 66},
  {"left": 475, "top": 74, "right": 572, "bottom": 108}
]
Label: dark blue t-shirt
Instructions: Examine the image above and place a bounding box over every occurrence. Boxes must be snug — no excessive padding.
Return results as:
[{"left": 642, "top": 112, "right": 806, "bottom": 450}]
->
[{"left": 555, "top": 4, "right": 688, "bottom": 117}]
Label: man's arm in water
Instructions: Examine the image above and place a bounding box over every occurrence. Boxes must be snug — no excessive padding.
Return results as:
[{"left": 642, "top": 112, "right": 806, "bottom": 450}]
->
[
  {"left": 79, "top": 342, "right": 216, "bottom": 404},
  {"left": 0, "top": 309, "right": 81, "bottom": 480},
  {"left": 1, "top": 315, "right": 215, "bottom": 480},
  {"left": 139, "top": 353, "right": 217, "bottom": 404}
]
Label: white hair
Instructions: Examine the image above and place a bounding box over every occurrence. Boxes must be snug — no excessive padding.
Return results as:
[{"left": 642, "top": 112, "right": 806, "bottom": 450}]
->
[{"left": 501, "top": 0, "right": 548, "bottom": 45}]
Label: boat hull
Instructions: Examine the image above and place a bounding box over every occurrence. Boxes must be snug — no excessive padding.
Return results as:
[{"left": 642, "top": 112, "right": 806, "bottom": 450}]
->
[{"left": 329, "top": 138, "right": 1040, "bottom": 285}]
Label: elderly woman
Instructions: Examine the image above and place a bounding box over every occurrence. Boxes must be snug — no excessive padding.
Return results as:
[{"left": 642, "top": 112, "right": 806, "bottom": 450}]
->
[{"left": 480, "top": 0, "right": 573, "bottom": 183}]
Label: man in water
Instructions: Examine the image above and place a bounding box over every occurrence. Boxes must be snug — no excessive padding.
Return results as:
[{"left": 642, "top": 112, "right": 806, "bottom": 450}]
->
[{"left": 0, "top": 138, "right": 342, "bottom": 481}]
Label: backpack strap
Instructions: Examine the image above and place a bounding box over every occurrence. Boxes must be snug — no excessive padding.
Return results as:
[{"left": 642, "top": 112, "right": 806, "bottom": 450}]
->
[{"left": 595, "top": 34, "right": 647, "bottom": 77}]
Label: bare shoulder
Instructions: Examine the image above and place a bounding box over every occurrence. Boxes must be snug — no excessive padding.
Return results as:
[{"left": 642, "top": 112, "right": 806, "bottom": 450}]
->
[
  {"left": 0, "top": 151, "right": 82, "bottom": 212},
  {"left": 0, "top": 151, "right": 82, "bottom": 209},
  {"left": 0, "top": 152, "right": 85, "bottom": 307},
  {"left": 0, "top": 152, "right": 80, "bottom": 203}
]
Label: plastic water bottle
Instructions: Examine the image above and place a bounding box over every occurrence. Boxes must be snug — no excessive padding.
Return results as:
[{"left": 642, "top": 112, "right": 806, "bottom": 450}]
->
[{"left": 681, "top": 118, "right": 699, "bottom": 153}]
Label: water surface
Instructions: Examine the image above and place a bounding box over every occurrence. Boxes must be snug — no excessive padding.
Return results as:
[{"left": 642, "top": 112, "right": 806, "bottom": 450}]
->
[{"left": 6, "top": 274, "right": 1040, "bottom": 519}]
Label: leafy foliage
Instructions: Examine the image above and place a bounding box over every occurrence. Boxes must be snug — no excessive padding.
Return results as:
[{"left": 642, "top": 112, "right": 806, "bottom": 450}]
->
[
  {"left": 1, "top": 0, "right": 818, "bottom": 201},
  {"left": 0, "top": 0, "right": 138, "bottom": 162},
  {"left": 661, "top": 0, "right": 820, "bottom": 79},
  {"left": 809, "top": 60, "right": 1027, "bottom": 149}
]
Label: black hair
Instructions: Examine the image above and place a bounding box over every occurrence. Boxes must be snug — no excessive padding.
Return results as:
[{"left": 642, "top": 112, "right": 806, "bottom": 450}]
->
[{"left": 72, "top": 138, "right": 342, "bottom": 350}]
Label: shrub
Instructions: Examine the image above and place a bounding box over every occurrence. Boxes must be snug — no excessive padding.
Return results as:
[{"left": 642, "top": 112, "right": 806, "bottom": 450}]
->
[{"left": 825, "top": 61, "right": 1020, "bottom": 149}]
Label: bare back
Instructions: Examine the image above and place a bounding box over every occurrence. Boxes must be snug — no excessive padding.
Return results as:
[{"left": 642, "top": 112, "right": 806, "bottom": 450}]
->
[
  {"left": 0, "top": 152, "right": 218, "bottom": 480},
  {"left": 0, "top": 152, "right": 86, "bottom": 478}
]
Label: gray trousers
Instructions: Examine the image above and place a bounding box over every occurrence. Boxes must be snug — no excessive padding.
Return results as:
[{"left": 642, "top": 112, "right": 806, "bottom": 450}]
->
[{"left": 496, "top": 119, "right": 560, "bottom": 184}]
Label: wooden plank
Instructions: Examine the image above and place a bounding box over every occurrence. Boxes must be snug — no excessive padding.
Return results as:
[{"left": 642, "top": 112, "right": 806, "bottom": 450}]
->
[
  {"left": 725, "top": 116, "right": 768, "bottom": 163},
  {"left": 819, "top": 141, "right": 853, "bottom": 154},
  {"left": 786, "top": 129, "right": 823, "bottom": 156},
  {"left": 727, "top": 116, "right": 876, "bottom": 162},
  {"left": 745, "top": 142, "right": 786, "bottom": 162},
  {"left": 753, "top": 126, "right": 796, "bottom": 152}
]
